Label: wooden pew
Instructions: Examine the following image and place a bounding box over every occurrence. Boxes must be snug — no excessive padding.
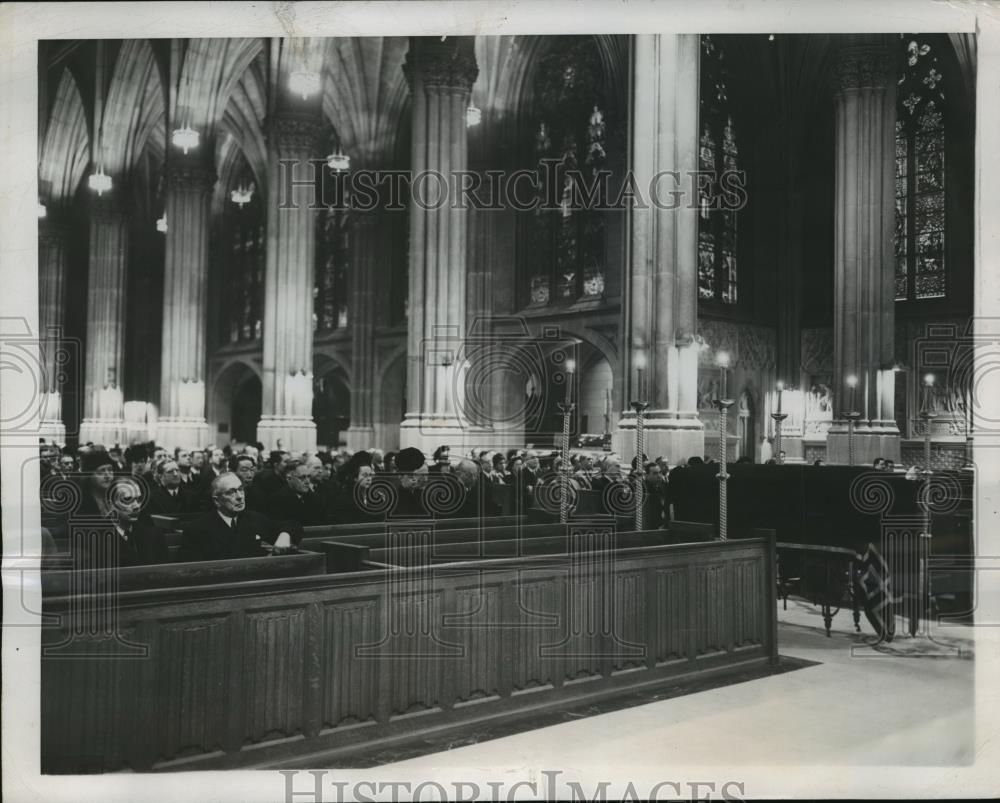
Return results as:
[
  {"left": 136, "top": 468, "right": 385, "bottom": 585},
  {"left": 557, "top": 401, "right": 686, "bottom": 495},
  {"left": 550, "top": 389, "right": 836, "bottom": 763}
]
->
[
  {"left": 301, "top": 513, "right": 525, "bottom": 540},
  {"left": 317, "top": 521, "right": 716, "bottom": 573},
  {"left": 41, "top": 533, "right": 777, "bottom": 773},
  {"left": 369, "top": 529, "right": 673, "bottom": 565},
  {"left": 40, "top": 550, "right": 326, "bottom": 594},
  {"left": 304, "top": 520, "right": 647, "bottom": 570},
  {"left": 149, "top": 512, "right": 201, "bottom": 530}
]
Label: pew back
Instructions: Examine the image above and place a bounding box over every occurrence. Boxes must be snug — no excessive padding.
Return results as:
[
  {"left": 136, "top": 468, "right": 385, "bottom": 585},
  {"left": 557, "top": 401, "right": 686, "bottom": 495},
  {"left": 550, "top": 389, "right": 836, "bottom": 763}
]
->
[
  {"left": 318, "top": 521, "right": 715, "bottom": 572},
  {"left": 41, "top": 534, "right": 776, "bottom": 772},
  {"left": 41, "top": 550, "right": 326, "bottom": 594}
]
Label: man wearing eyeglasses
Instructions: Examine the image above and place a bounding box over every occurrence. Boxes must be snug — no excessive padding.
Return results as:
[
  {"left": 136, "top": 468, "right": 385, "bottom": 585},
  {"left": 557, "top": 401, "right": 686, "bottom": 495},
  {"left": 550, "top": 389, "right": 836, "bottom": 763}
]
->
[
  {"left": 178, "top": 472, "right": 303, "bottom": 561},
  {"left": 264, "top": 459, "right": 327, "bottom": 526}
]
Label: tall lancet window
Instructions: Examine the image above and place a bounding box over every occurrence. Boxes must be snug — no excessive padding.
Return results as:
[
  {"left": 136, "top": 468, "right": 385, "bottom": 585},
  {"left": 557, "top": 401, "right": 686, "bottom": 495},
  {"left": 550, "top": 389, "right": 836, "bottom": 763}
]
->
[
  {"left": 314, "top": 129, "right": 350, "bottom": 331},
  {"left": 524, "top": 36, "right": 611, "bottom": 307},
  {"left": 224, "top": 162, "right": 264, "bottom": 343},
  {"left": 895, "top": 34, "right": 947, "bottom": 300},
  {"left": 314, "top": 207, "right": 350, "bottom": 331},
  {"left": 698, "top": 35, "right": 739, "bottom": 305}
]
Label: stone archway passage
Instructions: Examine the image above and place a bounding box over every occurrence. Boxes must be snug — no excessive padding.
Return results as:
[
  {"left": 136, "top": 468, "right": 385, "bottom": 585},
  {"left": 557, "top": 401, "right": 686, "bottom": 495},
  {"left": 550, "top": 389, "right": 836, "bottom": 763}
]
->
[
  {"left": 231, "top": 374, "right": 262, "bottom": 445},
  {"left": 313, "top": 370, "right": 351, "bottom": 449}
]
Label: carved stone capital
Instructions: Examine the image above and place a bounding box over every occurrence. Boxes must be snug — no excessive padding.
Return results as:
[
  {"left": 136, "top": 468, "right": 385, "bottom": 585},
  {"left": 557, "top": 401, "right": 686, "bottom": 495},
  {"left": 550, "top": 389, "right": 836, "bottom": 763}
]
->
[
  {"left": 404, "top": 37, "right": 478, "bottom": 94},
  {"left": 269, "top": 113, "right": 325, "bottom": 157},
  {"left": 832, "top": 45, "right": 895, "bottom": 92},
  {"left": 167, "top": 161, "right": 217, "bottom": 193}
]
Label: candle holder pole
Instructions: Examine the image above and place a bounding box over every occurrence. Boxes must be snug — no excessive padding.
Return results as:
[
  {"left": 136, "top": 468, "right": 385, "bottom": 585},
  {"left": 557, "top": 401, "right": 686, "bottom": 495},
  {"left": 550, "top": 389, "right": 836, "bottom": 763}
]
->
[
  {"left": 713, "top": 397, "right": 735, "bottom": 540},
  {"left": 558, "top": 402, "right": 575, "bottom": 524},
  {"left": 770, "top": 412, "right": 788, "bottom": 464},
  {"left": 629, "top": 400, "right": 649, "bottom": 531}
]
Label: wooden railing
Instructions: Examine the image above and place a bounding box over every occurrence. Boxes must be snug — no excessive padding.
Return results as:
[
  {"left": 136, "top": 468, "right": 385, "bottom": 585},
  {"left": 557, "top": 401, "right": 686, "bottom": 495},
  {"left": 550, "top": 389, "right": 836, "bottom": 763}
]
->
[{"left": 41, "top": 532, "right": 777, "bottom": 773}]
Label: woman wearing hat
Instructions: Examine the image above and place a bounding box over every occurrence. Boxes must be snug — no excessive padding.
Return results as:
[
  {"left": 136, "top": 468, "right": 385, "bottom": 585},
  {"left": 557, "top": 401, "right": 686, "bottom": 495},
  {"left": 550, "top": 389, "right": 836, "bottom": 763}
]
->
[
  {"left": 327, "top": 450, "right": 381, "bottom": 522},
  {"left": 77, "top": 449, "right": 117, "bottom": 518}
]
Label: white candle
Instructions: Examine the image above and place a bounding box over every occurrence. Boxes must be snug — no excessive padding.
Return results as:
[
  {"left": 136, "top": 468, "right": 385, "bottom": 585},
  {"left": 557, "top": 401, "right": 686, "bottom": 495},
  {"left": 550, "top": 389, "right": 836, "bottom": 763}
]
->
[
  {"left": 634, "top": 351, "right": 647, "bottom": 402},
  {"left": 717, "top": 351, "right": 730, "bottom": 400}
]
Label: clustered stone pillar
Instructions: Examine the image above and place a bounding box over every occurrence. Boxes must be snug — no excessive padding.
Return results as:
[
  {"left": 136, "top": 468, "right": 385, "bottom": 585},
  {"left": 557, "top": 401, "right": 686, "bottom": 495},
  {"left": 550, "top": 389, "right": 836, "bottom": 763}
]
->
[
  {"left": 79, "top": 197, "right": 128, "bottom": 446},
  {"left": 38, "top": 213, "right": 69, "bottom": 441},
  {"left": 827, "top": 39, "right": 901, "bottom": 465},
  {"left": 613, "top": 34, "right": 704, "bottom": 465},
  {"left": 256, "top": 113, "right": 323, "bottom": 453},
  {"left": 399, "top": 37, "right": 479, "bottom": 454},
  {"left": 344, "top": 211, "right": 378, "bottom": 450},
  {"left": 157, "top": 159, "right": 216, "bottom": 450}
]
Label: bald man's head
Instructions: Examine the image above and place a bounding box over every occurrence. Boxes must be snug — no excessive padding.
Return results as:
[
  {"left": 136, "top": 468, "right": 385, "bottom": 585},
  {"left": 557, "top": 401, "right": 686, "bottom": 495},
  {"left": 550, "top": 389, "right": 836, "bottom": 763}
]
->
[{"left": 454, "top": 458, "right": 480, "bottom": 490}]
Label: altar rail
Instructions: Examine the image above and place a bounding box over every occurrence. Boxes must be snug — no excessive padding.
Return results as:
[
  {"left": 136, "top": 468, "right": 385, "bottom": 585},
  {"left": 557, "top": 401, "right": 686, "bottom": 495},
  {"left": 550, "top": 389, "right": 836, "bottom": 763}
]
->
[{"left": 41, "top": 533, "right": 777, "bottom": 772}]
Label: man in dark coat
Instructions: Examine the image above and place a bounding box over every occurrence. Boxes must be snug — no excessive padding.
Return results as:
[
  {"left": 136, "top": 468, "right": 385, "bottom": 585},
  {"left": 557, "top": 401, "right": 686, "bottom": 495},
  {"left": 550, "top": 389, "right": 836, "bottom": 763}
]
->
[
  {"left": 393, "top": 447, "right": 428, "bottom": 517},
  {"left": 174, "top": 448, "right": 198, "bottom": 487},
  {"left": 450, "top": 458, "right": 501, "bottom": 518},
  {"left": 254, "top": 451, "right": 292, "bottom": 497},
  {"left": 144, "top": 458, "right": 197, "bottom": 519},
  {"left": 77, "top": 477, "right": 170, "bottom": 569},
  {"left": 230, "top": 453, "right": 269, "bottom": 513},
  {"left": 179, "top": 472, "right": 303, "bottom": 562},
  {"left": 265, "top": 459, "right": 327, "bottom": 526}
]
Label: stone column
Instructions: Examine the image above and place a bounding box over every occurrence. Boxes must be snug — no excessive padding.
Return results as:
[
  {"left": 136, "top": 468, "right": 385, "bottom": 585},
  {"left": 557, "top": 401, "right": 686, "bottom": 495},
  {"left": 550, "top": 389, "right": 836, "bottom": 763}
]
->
[
  {"left": 38, "top": 214, "right": 69, "bottom": 441},
  {"left": 256, "top": 113, "right": 323, "bottom": 453},
  {"left": 613, "top": 34, "right": 704, "bottom": 465},
  {"left": 157, "top": 159, "right": 215, "bottom": 450},
  {"left": 344, "top": 211, "right": 378, "bottom": 450},
  {"left": 80, "top": 197, "right": 128, "bottom": 446},
  {"left": 826, "top": 40, "right": 901, "bottom": 465},
  {"left": 399, "top": 37, "right": 479, "bottom": 454}
]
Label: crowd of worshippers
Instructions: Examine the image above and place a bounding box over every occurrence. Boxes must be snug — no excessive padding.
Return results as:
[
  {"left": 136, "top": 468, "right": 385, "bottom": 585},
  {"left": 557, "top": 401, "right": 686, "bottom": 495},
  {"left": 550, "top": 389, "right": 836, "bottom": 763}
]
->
[
  {"left": 39, "top": 440, "right": 678, "bottom": 520},
  {"left": 37, "top": 438, "right": 931, "bottom": 569},
  {"left": 37, "top": 439, "right": 687, "bottom": 565}
]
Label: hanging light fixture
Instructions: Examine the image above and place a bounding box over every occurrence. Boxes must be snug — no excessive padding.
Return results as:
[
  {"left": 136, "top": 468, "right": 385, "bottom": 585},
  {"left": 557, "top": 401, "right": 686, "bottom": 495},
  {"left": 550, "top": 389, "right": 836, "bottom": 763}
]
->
[
  {"left": 171, "top": 124, "right": 200, "bottom": 154},
  {"left": 465, "top": 103, "right": 482, "bottom": 127},
  {"left": 230, "top": 183, "right": 254, "bottom": 207},
  {"left": 288, "top": 69, "right": 320, "bottom": 100},
  {"left": 156, "top": 213, "right": 168, "bottom": 232},
  {"left": 326, "top": 148, "right": 350, "bottom": 172},
  {"left": 37, "top": 202, "right": 47, "bottom": 219},
  {"left": 88, "top": 166, "right": 112, "bottom": 195}
]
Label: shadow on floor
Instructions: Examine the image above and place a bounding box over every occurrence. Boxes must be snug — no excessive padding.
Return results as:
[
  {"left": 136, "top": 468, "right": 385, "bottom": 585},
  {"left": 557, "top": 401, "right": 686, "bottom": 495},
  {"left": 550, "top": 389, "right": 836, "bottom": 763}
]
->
[{"left": 342, "top": 655, "right": 817, "bottom": 768}]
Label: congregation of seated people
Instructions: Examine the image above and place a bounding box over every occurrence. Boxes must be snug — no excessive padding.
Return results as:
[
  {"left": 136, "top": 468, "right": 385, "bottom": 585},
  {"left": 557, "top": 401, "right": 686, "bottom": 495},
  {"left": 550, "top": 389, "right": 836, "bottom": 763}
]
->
[{"left": 37, "top": 435, "right": 933, "bottom": 572}]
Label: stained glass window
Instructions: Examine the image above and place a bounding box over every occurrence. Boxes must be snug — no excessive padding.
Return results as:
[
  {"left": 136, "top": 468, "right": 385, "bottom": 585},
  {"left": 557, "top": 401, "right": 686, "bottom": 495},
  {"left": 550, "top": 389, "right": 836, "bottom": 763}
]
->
[
  {"left": 314, "top": 129, "right": 350, "bottom": 331},
  {"left": 224, "top": 162, "right": 264, "bottom": 344},
  {"left": 314, "top": 206, "right": 349, "bottom": 331},
  {"left": 895, "top": 34, "right": 946, "bottom": 300},
  {"left": 698, "top": 35, "right": 739, "bottom": 305},
  {"left": 523, "top": 36, "right": 613, "bottom": 307}
]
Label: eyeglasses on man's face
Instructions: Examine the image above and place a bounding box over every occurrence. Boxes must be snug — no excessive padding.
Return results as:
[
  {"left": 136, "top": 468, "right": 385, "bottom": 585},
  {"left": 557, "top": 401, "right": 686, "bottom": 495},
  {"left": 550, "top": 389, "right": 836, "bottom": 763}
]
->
[{"left": 218, "top": 487, "right": 246, "bottom": 498}]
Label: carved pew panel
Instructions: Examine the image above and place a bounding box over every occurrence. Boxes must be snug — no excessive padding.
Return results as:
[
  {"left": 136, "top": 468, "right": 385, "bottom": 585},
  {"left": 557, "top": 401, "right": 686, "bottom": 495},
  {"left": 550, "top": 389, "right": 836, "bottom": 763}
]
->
[{"left": 41, "top": 536, "right": 777, "bottom": 773}]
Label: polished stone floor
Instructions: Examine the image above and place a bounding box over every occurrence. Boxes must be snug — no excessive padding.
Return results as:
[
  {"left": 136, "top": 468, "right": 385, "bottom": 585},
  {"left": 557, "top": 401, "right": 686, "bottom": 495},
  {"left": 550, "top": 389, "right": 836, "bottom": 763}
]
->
[{"left": 373, "top": 598, "right": 977, "bottom": 774}]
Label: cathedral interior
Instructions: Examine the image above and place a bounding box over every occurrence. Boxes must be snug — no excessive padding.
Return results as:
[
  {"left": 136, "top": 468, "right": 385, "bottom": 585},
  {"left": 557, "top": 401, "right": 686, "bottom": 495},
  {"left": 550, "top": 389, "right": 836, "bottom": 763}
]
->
[
  {"left": 20, "top": 24, "right": 995, "bottom": 789},
  {"left": 36, "top": 33, "right": 976, "bottom": 464}
]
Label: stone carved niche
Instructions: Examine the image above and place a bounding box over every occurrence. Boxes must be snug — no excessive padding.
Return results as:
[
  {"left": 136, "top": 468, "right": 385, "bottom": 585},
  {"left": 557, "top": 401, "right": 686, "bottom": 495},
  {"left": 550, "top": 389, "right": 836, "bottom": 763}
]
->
[
  {"left": 800, "top": 327, "right": 834, "bottom": 376},
  {"left": 698, "top": 374, "right": 721, "bottom": 412},
  {"left": 696, "top": 320, "right": 776, "bottom": 370},
  {"left": 800, "top": 328, "right": 835, "bottom": 438},
  {"left": 804, "top": 378, "right": 834, "bottom": 436}
]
